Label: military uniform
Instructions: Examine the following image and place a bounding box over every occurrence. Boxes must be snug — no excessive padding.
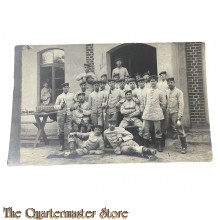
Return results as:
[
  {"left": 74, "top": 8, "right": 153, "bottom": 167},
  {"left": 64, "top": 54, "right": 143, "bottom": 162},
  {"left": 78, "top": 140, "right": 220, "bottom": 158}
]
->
[
  {"left": 54, "top": 87, "right": 76, "bottom": 149},
  {"left": 164, "top": 86, "right": 185, "bottom": 137},
  {"left": 104, "top": 126, "right": 155, "bottom": 157},
  {"left": 70, "top": 131, "right": 104, "bottom": 156},
  {"left": 76, "top": 71, "right": 96, "bottom": 92},
  {"left": 135, "top": 87, "right": 148, "bottom": 114},
  {"left": 157, "top": 80, "right": 169, "bottom": 93},
  {"left": 119, "top": 97, "right": 143, "bottom": 137},
  {"left": 112, "top": 67, "right": 129, "bottom": 79},
  {"left": 88, "top": 90, "right": 105, "bottom": 126},
  {"left": 104, "top": 87, "right": 125, "bottom": 126},
  {"left": 72, "top": 100, "right": 91, "bottom": 132},
  {"left": 142, "top": 86, "right": 166, "bottom": 146}
]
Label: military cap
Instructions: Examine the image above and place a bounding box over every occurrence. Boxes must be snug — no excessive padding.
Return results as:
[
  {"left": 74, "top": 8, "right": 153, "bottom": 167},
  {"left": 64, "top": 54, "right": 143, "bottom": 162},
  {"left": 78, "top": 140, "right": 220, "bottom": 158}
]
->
[
  {"left": 108, "top": 78, "right": 116, "bottom": 82},
  {"left": 159, "top": 71, "right": 167, "bottom": 75},
  {"left": 118, "top": 78, "right": 125, "bottom": 82},
  {"left": 61, "top": 82, "right": 69, "bottom": 87},
  {"left": 124, "top": 89, "right": 132, "bottom": 95},
  {"left": 100, "top": 73, "right": 107, "bottom": 78},
  {"left": 143, "top": 70, "right": 150, "bottom": 76},
  {"left": 92, "top": 79, "right": 100, "bottom": 84},
  {"left": 93, "top": 124, "right": 104, "bottom": 130},
  {"left": 149, "top": 75, "right": 158, "bottom": 81},
  {"left": 108, "top": 118, "right": 117, "bottom": 122},
  {"left": 76, "top": 91, "right": 85, "bottom": 97},
  {"left": 84, "top": 63, "right": 90, "bottom": 67},
  {"left": 167, "top": 77, "right": 175, "bottom": 82},
  {"left": 114, "top": 57, "right": 123, "bottom": 62},
  {"left": 100, "top": 79, "right": 107, "bottom": 84},
  {"left": 137, "top": 77, "right": 145, "bottom": 82},
  {"left": 79, "top": 79, "right": 86, "bottom": 85},
  {"left": 128, "top": 78, "right": 136, "bottom": 83}
]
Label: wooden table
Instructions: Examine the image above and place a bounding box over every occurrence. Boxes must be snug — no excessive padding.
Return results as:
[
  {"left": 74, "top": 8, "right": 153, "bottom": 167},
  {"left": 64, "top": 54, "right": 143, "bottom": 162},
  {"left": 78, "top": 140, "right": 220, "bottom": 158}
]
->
[{"left": 21, "top": 111, "right": 57, "bottom": 147}]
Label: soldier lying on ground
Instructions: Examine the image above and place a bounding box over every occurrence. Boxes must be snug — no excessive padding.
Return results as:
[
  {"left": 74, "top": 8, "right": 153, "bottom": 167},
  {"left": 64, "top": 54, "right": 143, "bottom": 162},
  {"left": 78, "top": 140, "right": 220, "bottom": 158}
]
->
[
  {"left": 104, "top": 118, "right": 156, "bottom": 158},
  {"left": 65, "top": 125, "right": 104, "bottom": 157}
]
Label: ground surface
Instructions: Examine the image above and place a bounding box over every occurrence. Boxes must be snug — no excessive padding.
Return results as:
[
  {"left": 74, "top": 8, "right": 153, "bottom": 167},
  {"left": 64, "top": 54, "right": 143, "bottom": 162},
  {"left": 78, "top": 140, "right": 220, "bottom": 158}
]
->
[{"left": 20, "top": 133, "right": 212, "bottom": 166}]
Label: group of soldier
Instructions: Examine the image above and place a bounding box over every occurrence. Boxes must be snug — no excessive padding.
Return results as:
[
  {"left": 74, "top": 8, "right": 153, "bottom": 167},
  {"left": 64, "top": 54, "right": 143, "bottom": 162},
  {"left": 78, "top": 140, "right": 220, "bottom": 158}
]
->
[{"left": 54, "top": 58, "right": 187, "bottom": 159}]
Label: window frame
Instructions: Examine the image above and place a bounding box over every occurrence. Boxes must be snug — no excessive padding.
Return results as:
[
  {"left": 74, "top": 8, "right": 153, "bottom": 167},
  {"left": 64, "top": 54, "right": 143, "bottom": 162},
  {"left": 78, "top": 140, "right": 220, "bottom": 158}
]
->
[{"left": 37, "top": 48, "right": 65, "bottom": 105}]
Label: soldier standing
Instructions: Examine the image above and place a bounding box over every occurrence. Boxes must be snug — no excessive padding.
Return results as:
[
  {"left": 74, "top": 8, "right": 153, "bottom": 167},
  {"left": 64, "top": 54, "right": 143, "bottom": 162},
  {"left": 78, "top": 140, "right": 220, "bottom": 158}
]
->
[
  {"left": 143, "top": 71, "right": 151, "bottom": 89},
  {"left": 135, "top": 78, "right": 149, "bottom": 117},
  {"left": 88, "top": 80, "right": 105, "bottom": 126},
  {"left": 157, "top": 71, "right": 169, "bottom": 93},
  {"left": 163, "top": 77, "right": 187, "bottom": 154},
  {"left": 76, "top": 63, "right": 96, "bottom": 92},
  {"left": 112, "top": 57, "right": 129, "bottom": 79},
  {"left": 103, "top": 78, "right": 125, "bottom": 127},
  {"left": 54, "top": 82, "right": 76, "bottom": 151},
  {"left": 142, "top": 76, "right": 167, "bottom": 152},
  {"left": 76, "top": 80, "right": 90, "bottom": 102}
]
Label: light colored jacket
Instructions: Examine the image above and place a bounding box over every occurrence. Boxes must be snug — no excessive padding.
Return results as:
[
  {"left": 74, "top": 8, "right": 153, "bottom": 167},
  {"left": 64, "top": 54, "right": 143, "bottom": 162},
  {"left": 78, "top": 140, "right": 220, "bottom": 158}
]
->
[
  {"left": 54, "top": 92, "right": 75, "bottom": 115},
  {"left": 120, "top": 100, "right": 140, "bottom": 118},
  {"left": 142, "top": 87, "right": 166, "bottom": 121},
  {"left": 104, "top": 127, "right": 133, "bottom": 149},
  {"left": 166, "top": 87, "right": 184, "bottom": 118}
]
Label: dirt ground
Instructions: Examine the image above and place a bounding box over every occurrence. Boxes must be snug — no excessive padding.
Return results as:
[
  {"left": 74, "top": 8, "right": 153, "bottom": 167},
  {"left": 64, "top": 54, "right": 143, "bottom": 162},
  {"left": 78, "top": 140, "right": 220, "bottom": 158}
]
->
[{"left": 20, "top": 136, "right": 212, "bottom": 166}]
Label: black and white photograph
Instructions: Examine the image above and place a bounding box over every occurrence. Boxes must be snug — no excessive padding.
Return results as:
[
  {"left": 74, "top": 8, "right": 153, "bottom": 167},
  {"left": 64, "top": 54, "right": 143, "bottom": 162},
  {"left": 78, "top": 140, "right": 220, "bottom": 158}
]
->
[{"left": 9, "top": 42, "right": 212, "bottom": 165}]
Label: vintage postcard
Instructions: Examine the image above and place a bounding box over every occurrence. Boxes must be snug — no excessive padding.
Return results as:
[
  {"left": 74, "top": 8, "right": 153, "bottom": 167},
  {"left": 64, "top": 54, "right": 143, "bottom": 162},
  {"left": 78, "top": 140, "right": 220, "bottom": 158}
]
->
[{"left": 8, "top": 43, "right": 212, "bottom": 165}]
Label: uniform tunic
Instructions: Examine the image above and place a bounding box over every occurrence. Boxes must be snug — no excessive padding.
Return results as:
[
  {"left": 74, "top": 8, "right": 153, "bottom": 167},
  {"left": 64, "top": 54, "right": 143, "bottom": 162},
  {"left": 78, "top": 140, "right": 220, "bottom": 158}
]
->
[
  {"left": 135, "top": 87, "right": 148, "bottom": 113},
  {"left": 157, "top": 80, "right": 169, "bottom": 93},
  {"left": 142, "top": 87, "right": 166, "bottom": 121},
  {"left": 75, "top": 132, "right": 104, "bottom": 155},
  {"left": 54, "top": 92, "right": 76, "bottom": 135},
  {"left": 104, "top": 127, "right": 143, "bottom": 155},
  {"left": 76, "top": 72, "right": 96, "bottom": 92},
  {"left": 142, "top": 87, "right": 166, "bottom": 140},
  {"left": 88, "top": 90, "right": 105, "bottom": 126},
  {"left": 112, "top": 66, "right": 129, "bottom": 79},
  {"left": 119, "top": 99, "right": 143, "bottom": 136},
  {"left": 72, "top": 101, "right": 91, "bottom": 126},
  {"left": 163, "top": 87, "right": 185, "bottom": 137}
]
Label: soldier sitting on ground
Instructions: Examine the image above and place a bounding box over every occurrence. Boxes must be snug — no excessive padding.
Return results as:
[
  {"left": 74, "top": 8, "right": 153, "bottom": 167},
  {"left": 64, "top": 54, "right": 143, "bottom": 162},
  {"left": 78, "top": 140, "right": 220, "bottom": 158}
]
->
[
  {"left": 104, "top": 118, "right": 156, "bottom": 158},
  {"left": 66, "top": 125, "right": 105, "bottom": 157}
]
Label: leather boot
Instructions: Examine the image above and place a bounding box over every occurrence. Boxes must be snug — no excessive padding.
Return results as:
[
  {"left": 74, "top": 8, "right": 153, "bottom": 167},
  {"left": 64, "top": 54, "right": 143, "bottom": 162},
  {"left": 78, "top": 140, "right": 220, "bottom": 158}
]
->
[
  {"left": 156, "top": 138, "right": 163, "bottom": 152},
  {"left": 59, "top": 133, "right": 65, "bottom": 151},
  {"left": 179, "top": 136, "right": 187, "bottom": 154},
  {"left": 143, "top": 139, "right": 150, "bottom": 148},
  {"left": 142, "top": 147, "right": 157, "bottom": 158},
  {"left": 161, "top": 134, "right": 166, "bottom": 149}
]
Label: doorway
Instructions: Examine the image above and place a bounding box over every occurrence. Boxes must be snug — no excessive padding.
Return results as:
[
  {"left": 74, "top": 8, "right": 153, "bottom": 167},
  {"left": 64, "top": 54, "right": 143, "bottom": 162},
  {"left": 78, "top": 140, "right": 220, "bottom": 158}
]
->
[{"left": 108, "top": 43, "right": 157, "bottom": 78}]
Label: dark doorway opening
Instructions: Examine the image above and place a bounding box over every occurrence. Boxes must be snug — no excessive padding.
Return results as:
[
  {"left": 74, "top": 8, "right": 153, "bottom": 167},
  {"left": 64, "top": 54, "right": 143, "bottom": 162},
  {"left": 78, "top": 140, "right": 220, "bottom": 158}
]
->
[{"left": 110, "top": 43, "right": 157, "bottom": 78}]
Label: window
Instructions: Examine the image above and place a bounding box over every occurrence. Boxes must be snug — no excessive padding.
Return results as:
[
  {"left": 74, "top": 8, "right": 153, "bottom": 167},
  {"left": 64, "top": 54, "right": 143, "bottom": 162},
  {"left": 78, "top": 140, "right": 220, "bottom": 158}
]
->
[{"left": 39, "top": 49, "right": 65, "bottom": 104}]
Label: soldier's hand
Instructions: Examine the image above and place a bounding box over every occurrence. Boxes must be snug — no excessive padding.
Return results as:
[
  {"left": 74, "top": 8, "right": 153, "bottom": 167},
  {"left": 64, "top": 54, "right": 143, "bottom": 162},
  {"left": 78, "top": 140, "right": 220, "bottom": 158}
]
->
[
  {"left": 117, "top": 137, "right": 123, "bottom": 145},
  {"left": 61, "top": 103, "right": 66, "bottom": 109},
  {"left": 78, "top": 108, "right": 83, "bottom": 113}
]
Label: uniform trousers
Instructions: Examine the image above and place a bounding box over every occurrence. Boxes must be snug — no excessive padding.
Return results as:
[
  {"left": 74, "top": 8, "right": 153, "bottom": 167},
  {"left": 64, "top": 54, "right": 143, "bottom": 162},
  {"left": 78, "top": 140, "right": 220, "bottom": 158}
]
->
[
  {"left": 57, "top": 112, "right": 72, "bottom": 135},
  {"left": 142, "top": 120, "right": 162, "bottom": 140}
]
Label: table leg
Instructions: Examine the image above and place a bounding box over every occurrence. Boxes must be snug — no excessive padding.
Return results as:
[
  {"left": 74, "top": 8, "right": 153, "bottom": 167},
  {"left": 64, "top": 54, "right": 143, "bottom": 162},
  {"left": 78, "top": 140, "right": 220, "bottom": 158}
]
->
[{"left": 34, "top": 115, "right": 49, "bottom": 147}]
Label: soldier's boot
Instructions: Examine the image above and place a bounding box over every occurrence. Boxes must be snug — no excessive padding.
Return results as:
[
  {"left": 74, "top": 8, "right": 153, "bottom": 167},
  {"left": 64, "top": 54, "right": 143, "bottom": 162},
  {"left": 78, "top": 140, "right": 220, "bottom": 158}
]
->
[
  {"left": 59, "top": 133, "right": 65, "bottom": 151},
  {"left": 156, "top": 138, "right": 163, "bottom": 152},
  {"left": 161, "top": 134, "right": 166, "bottom": 149},
  {"left": 143, "top": 139, "right": 151, "bottom": 148},
  {"left": 142, "top": 147, "right": 157, "bottom": 158},
  {"left": 179, "top": 136, "right": 187, "bottom": 154},
  {"left": 64, "top": 142, "right": 77, "bottom": 157}
]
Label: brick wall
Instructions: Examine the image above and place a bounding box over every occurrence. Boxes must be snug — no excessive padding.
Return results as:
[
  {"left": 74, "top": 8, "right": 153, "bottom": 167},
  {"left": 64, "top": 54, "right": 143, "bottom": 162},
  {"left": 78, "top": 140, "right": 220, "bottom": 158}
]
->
[
  {"left": 186, "top": 42, "right": 206, "bottom": 128},
  {"left": 86, "top": 44, "right": 94, "bottom": 72}
]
